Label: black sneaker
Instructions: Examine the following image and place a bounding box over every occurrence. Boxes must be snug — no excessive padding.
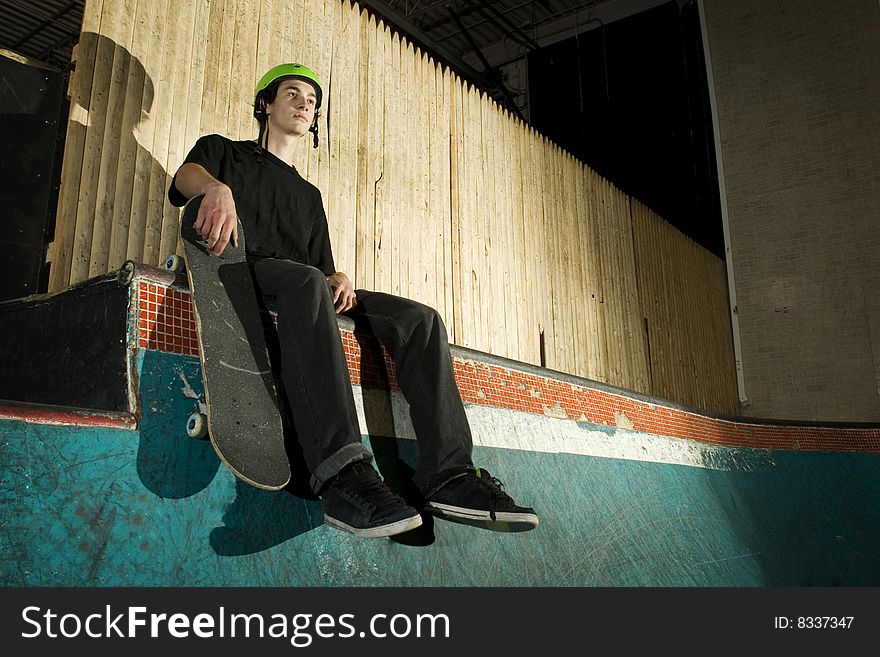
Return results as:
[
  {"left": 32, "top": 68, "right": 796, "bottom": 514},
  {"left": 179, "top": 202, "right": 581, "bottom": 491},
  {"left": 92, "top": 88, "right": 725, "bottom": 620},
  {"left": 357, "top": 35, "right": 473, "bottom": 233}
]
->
[
  {"left": 322, "top": 462, "right": 423, "bottom": 538},
  {"left": 425, "top": 467, "right": 539, "bottom": 532}
]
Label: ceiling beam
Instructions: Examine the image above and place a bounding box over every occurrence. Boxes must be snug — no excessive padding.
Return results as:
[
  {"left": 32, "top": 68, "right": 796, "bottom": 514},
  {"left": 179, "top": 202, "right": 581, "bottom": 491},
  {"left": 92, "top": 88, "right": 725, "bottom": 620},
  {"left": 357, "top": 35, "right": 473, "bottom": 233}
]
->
[
  {"left": 357, "top": 0, "right": 496, "bottom": 90},
  {"left": 464, "top": 0, "right": 672, "bottom": 69},
  {"left": 12, "top": 1, "right": 79, "bottom": 50},
  {"left": 447, "top": 4, "right": 525, "bottom": 119}
]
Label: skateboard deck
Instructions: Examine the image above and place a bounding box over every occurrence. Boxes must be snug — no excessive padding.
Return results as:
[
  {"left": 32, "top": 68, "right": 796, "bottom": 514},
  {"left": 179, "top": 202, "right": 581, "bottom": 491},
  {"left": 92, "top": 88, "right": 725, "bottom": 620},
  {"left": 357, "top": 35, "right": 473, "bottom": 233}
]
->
[{"left": 179, "top": 194, "right": 290, "bottom": 490}]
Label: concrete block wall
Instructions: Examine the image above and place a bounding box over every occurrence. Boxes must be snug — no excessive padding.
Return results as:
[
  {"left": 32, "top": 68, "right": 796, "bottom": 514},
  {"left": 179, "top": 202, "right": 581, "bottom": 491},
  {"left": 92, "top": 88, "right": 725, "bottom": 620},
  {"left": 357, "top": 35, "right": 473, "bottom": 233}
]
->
[{"left": 700, "top": 0, "right": 880, "bottom": 421}]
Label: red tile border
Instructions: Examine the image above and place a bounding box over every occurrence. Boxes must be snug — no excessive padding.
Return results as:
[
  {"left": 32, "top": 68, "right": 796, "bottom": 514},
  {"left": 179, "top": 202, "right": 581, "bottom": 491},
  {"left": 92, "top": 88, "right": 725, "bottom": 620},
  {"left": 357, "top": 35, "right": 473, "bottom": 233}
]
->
[
  {"left": 138, "top": 283, "right": 199, "bottom": 356},
  {"left": 0, "top": 402, "right": 138, "bottom": 430},
  {"left": 132, "top": 281, "right": 880, "bottom": 454}
]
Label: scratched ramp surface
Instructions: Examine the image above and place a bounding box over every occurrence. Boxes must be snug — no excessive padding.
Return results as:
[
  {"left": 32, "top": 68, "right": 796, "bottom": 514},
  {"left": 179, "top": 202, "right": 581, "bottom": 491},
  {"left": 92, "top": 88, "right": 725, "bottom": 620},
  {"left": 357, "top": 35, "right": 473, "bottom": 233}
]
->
[{"left": 180, "top": 195, "right": 290, "bottom": 490}]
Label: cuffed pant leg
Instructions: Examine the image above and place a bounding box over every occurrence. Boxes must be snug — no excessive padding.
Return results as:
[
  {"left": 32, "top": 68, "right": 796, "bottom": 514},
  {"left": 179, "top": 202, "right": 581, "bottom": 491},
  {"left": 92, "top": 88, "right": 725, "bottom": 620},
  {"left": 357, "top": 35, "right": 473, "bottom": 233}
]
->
[{"left": 350, "top": 290, "right": 474, "bottom": 491}]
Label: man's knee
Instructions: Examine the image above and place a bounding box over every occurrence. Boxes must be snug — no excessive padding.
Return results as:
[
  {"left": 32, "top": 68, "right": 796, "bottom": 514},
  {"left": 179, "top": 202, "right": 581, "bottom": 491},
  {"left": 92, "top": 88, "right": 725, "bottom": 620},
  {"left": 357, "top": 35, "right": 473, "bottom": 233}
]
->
[
  {"left": 275, "top": 263, "right": 331, "bottom": 305},
  {"left": 399, "top": 300, "right": 444, "bottom": 336},
  {"left": 297, "top": 265, "right": 330, "bottom": 291}
]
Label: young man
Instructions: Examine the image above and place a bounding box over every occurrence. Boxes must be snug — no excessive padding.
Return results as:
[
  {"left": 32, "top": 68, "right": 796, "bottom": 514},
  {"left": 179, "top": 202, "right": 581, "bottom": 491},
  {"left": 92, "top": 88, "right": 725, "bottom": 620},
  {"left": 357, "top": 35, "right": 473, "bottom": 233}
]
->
[{"left": 168, "top": 63, "right": 538, "bottom": 539}]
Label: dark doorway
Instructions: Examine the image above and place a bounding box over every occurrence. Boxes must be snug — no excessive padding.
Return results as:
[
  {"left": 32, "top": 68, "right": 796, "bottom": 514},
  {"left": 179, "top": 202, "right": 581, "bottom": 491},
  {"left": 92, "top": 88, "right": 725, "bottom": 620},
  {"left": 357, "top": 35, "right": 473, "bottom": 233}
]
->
[
  {"left": 0, "top": 53, "right": 67, "bottom": 299},
  {"left": 528, "top": 1, "right": 723, "bottom": 258}
]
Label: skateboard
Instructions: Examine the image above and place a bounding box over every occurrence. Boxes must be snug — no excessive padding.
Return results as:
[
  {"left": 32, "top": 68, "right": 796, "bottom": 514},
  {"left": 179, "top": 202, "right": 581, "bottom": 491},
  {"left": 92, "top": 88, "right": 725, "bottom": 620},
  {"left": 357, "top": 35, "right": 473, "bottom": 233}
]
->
[{"left": 176, "top": 194, "right": 290, "bottom": 490}]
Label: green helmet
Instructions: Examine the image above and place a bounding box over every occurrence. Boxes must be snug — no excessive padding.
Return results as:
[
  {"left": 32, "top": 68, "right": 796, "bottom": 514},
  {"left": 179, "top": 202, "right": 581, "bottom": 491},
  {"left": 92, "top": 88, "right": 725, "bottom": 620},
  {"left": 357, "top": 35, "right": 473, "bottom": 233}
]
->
[{"left": 254, "top": 63, "right": 323, "bottom": 109}]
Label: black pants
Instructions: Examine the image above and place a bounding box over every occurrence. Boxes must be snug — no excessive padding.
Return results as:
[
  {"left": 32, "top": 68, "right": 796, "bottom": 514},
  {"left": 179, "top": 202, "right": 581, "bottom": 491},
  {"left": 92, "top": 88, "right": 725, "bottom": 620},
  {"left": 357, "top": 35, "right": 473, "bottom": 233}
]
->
[{"left": 250, "top": 258, "right": 474, "bottom": 494}]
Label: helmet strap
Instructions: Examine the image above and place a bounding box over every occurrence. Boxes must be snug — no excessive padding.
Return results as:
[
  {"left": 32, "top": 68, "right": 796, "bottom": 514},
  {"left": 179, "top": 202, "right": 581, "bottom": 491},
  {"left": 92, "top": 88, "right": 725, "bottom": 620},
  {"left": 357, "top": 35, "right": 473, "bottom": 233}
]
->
[
  {"left": 310, "top": 122, "right": 319, "bottom": 149},
  {"left": 257, "top": 120, "right": 267, "bottom": 151}
]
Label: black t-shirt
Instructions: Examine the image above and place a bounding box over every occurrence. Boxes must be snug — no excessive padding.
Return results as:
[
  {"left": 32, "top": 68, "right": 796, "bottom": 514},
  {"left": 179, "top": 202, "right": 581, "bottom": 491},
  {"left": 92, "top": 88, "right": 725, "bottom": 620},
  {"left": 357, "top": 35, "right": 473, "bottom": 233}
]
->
[{"left": 168, "top": 134, "right": 336, "bottom": 275}]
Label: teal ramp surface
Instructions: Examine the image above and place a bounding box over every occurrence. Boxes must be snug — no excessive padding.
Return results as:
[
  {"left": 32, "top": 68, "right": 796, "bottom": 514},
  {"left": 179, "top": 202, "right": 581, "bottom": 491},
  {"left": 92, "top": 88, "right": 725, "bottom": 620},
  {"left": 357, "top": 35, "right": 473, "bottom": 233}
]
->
[{"left": 1, "top": 350, "right": 878, "bottom": 586}]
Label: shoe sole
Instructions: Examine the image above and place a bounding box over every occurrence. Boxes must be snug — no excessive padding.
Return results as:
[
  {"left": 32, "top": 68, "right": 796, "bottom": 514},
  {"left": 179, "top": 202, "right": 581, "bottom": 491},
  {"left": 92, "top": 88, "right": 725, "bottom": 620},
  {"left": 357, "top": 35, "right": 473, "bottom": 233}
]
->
[
  {"left": 426, "top": 502, "right": 539, "bottom": 532},
  {"left": 323, "top": 513, "right": 423, "bottom": 539}
]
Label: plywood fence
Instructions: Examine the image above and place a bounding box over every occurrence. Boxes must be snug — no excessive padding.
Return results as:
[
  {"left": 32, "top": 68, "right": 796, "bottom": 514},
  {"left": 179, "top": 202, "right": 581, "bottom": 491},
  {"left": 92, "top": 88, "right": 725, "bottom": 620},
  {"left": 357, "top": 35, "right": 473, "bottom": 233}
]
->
[{"left": 49, "top": 0, "right": 739, "bottom": 414}]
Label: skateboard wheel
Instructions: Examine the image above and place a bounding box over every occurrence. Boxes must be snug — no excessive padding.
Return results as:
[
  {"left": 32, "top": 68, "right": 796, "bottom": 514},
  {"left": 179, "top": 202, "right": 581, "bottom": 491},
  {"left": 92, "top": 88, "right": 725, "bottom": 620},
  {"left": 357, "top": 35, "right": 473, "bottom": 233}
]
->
[
  {"left": 186, "top": 412, "right": 207, "bottom": 439},
  {"left": 165, "top": 254, "right": 183, "bottom": 272}
]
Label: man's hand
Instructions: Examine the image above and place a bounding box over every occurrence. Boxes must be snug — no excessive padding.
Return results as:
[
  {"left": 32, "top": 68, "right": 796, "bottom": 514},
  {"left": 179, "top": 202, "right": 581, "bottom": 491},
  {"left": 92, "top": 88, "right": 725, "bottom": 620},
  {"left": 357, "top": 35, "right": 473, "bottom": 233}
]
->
[
  {"left": 327, "top": 272, "right": 357, "bottom": 314},
  {"left": 195, "top": 182, "right": 238, "bottom": 256}
]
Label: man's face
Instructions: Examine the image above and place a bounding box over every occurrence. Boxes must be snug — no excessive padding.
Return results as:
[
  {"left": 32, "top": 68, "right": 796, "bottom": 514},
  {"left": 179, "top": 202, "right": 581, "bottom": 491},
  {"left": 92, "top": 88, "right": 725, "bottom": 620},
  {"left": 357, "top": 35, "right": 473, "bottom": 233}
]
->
[{"left": 265, "top": 78, "right": 318, "bottom": 137}]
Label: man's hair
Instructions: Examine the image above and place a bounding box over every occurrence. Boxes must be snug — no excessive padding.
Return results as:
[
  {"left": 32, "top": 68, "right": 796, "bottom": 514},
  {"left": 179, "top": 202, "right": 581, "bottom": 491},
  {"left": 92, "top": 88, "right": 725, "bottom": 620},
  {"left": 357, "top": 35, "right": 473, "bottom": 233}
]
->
[{"left": 253, "top": 78, "right": 281, "bottom": 121}]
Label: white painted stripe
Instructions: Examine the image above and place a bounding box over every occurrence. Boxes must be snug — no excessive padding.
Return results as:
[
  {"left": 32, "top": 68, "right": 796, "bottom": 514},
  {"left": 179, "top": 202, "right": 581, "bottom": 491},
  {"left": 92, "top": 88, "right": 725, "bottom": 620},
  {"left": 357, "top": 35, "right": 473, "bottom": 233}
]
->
[
  {"left": 352, "top": 386, "right": 775, "bottom": 473},
  {"left": 218, "top": 360, "right": 271, "bottom": 375}
]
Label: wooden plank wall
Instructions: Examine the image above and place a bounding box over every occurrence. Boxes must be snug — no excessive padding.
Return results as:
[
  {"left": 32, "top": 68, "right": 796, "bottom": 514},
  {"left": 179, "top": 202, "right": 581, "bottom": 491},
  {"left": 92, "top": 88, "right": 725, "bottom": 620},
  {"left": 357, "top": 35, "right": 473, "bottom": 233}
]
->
[{"left": 49, "top": 0, "right": 739, "bottom": 414}]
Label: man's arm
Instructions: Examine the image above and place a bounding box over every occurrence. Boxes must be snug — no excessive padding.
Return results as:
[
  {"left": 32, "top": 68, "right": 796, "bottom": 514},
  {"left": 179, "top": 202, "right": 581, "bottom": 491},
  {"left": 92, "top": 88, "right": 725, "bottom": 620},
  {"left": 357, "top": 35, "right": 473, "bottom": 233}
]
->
[
  {"left": 305, "top": 203, "right": 354, "bottom": 313},
  {"left": 174, "top": 163, "right": 238, "bottom": 256}
]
